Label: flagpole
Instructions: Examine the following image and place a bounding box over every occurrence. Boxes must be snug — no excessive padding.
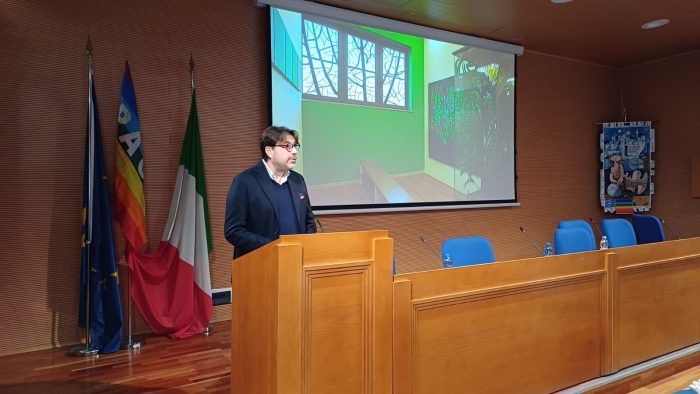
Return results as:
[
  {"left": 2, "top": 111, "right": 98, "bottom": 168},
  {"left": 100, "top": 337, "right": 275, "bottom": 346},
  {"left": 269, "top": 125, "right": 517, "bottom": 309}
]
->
[
  {"left": 123, "top": 60, "right": 141, "bottom": 351},
  {"left": 71, "top": 37, "right": 98, "bottom": 357},
  {"left": 163, "top": 57, "right": 195, "bottom": 243},
  {"left": 190, "top": 54, "right": 195, "bottom": 93},
  {"left": 125, "top": 261, "right": 141, "bottom": 350},
  {"left": 190, "top": 55, "right": 212, "bottom": 337}
]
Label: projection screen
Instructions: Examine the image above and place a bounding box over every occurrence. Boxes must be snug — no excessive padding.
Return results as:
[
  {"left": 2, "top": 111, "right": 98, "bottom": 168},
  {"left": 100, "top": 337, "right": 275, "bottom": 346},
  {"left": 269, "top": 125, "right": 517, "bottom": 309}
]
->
[{"left": 263, "top": 0, "right": 523, "bottom": 213}]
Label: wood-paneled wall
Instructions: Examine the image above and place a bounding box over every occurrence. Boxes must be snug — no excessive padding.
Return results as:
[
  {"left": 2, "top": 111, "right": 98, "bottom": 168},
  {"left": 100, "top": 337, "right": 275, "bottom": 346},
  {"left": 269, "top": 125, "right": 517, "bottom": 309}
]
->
[
  {"left": 0, "top": 0, "right": 268, "bottom": 355},
  {"left": 622, "top": 50, "right": 700, "bottom": 231},
  {"left": 0, "top": 0, "right": 697, "bottom": 355},
  {"left": 693, "top": 155, "right": 700, "bottom": 198}
]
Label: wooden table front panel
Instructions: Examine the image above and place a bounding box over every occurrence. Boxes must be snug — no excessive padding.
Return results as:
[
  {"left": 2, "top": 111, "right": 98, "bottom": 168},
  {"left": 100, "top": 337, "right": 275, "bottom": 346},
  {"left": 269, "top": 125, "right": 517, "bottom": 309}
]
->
[
  {"left": 394, "top": 253, "right": 607, "bottom": 394},
  {"left": 614, "top": 243, "right": 700, "bottom": 369}
]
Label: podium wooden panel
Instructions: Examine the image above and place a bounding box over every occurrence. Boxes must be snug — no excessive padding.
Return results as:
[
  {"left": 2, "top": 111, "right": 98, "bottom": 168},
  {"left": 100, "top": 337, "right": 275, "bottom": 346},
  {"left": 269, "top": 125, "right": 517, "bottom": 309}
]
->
[{"left": 232, "top": 230, "right": 393, "bottom": 394}]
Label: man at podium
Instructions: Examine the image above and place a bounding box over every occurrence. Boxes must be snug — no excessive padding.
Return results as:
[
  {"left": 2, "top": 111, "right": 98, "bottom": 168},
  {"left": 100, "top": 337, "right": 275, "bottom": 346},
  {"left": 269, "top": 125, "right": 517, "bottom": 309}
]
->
[{"left": 224, "top": 126, "right": 317, "bottom": 258}]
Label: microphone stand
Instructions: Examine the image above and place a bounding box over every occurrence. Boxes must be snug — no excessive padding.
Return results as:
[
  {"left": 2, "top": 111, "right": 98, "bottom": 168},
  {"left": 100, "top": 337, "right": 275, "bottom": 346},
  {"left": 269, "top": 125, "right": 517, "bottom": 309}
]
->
[
  {"left": 419, "top": 235, "right": 446, "bottom": 266},
  {"left": 519, "top": 226, "right": 545, "bottom": 256},
  {"left": 299, "top": 193, "right": 324, "bottom": 233},
  {"left": 588, "top": 217, "right": 603, "bottom": 237},
  {"left": 661, "top": 218, "right": 681, "bottom": 240}
]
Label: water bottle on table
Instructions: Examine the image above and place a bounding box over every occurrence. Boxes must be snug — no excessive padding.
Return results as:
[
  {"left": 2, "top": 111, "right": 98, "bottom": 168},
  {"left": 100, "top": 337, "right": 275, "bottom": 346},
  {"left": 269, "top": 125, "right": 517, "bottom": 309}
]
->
[
  {"left": 443, "top": 253, "right": 453, "bottom": 268},
  {"left": 543, "top": 242, "right": 553, "bottom": 257}
]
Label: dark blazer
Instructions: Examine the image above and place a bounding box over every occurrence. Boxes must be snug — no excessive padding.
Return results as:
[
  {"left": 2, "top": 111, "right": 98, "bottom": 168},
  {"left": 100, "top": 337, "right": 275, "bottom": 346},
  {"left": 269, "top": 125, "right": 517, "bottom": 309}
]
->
[{"left": 224, "top": 160, "right": 316, "bottom": 259}]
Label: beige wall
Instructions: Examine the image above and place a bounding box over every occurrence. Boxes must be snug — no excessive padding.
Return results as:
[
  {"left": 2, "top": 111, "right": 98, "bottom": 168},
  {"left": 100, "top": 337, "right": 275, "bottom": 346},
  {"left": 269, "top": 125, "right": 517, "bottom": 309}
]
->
[{"left": 0, "top": 0, "right": 697, "bottom": 355}]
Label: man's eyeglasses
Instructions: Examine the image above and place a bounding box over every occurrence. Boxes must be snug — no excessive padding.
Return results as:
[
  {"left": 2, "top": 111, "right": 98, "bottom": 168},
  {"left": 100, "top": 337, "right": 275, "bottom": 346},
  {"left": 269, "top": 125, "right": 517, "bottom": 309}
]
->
[{"left": 274, "top": 143, "right": 300, "bottom": 152}]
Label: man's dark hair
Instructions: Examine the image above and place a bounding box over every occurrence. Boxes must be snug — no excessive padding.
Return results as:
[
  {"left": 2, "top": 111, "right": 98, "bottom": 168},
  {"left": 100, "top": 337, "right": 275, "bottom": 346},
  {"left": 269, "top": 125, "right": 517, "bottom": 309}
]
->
[{"left": 260, "top": 126, "right": 299, "bottom": 161}]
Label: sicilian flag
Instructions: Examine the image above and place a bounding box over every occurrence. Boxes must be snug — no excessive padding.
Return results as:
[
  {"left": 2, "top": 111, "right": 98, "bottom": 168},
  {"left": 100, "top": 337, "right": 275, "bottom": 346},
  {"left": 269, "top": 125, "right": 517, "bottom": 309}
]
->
[
  {"left": 615, "top": 198, "right": 634, "bottom": 215},
  {"left": 127, "top": 89, "right": 212, "bottom": 339},
  {"left": 114, "top": 62, "right": 147, "bottom": 251},
  {"left": 79, "top": 68, "right": 124, "bottom": 353}
]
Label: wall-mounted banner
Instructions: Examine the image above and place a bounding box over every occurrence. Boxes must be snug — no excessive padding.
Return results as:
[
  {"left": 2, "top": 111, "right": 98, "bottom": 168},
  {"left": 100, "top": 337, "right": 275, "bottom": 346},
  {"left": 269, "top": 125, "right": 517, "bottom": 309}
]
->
[{"left": 600, "top": 121, "right": 654, "bottom": 214}]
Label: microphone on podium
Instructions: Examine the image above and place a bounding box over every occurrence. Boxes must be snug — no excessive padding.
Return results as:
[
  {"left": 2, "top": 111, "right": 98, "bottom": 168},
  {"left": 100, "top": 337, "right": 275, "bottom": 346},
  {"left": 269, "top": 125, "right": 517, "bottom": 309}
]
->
[
  {"left": 419, "top": 235, "right": 445, "bottom": 266},
  {"left": 660, "top": 218, "right": 681, "bottom": 240},
  {"left": 299, "top": 193, "right": 324, "bottom": 233},
  {"left": 519, "top": 226, "right": 546, "bottom": 256},
  {"left": 588, "top": 217, "right": 603, "bottom": 237}
]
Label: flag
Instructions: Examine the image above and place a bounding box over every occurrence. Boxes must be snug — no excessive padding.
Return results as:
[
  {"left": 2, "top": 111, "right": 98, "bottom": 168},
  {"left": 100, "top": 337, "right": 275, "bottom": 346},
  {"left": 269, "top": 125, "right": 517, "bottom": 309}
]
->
[
  {"left": 79, "top": 70, "right": 124, "bottom": 353},
  {"left": 114, "top": 61, "right": 147, "bottom": 251},
  {"left": 615, "top": 198, "right": 634, "bottom": 215},
  {"left": 127, "top": 89, "right": 212, "bottom": 339}
]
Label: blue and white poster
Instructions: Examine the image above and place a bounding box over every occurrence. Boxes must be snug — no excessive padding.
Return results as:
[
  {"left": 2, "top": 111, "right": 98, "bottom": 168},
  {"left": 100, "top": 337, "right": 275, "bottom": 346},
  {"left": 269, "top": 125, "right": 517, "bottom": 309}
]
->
[{"left": 600, "top": 121, "right": 654, "bottom": 213}]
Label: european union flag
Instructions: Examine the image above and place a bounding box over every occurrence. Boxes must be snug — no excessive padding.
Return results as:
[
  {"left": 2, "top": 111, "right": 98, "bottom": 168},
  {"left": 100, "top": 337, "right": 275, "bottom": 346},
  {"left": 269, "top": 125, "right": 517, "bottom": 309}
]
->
[{"left": 79, "top": 73, "right": 123, "bottom": 354}]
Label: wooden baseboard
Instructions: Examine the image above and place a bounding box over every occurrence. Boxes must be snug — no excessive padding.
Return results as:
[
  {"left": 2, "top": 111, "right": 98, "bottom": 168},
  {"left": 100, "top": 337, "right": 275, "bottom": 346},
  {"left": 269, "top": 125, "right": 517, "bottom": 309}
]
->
[{"left": 565, "top": 346, "right": 700, "bottom": 393}]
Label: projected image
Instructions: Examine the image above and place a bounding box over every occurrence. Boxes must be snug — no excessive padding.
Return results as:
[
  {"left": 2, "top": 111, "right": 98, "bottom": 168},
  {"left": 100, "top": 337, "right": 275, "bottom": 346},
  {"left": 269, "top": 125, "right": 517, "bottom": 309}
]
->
[{"left": 270, "top": 7, "right": 516, "bottom": 210}]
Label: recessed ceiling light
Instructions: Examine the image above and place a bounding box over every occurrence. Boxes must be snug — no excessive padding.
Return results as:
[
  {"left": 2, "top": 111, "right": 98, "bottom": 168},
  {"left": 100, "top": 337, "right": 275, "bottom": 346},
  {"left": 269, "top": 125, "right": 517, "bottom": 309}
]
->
[
  {"left": 641, "top": 18, "right": 670, "bottom": 30},
  {"left": 550, "top": 0, "right": 574, "bottom": 3}
]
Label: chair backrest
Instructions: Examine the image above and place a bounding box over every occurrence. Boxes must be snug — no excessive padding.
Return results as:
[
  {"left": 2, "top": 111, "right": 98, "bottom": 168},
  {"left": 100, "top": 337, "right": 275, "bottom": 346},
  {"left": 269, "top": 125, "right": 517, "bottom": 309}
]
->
[
  {"left": 557, "top": 220, "right": 596, "bottom": 250},
  {"left": 441, "top": 236, "right": 495, "bottom": 268},
  {"left": 554, "top": 228, "right": 595, "bottom": 255},
  {"left": 630, "top": 214, "right": 665, "bottom": 244},
  {"left": 601, "top": 219, "right": 637, "bottom": 248}
]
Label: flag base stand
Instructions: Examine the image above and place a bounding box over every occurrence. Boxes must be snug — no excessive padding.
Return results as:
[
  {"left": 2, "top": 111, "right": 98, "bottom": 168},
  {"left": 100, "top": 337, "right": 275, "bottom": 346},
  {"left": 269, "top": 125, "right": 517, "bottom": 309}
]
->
[
  {"left": 122, "top": 339, "right": 142, "bottom": 351},
  {"left": 203, "top": 324, "right": 213, "bottom": 337},
  {"left": 69, "top": 345, "right": 99, "bottom": 357}
]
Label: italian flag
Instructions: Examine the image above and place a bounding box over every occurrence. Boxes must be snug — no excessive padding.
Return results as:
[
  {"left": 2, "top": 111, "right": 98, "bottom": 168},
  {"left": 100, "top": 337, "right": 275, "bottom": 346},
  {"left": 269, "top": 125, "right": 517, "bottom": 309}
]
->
[{"left": 127, "top": 89, "right": 212, "bottom": 339}]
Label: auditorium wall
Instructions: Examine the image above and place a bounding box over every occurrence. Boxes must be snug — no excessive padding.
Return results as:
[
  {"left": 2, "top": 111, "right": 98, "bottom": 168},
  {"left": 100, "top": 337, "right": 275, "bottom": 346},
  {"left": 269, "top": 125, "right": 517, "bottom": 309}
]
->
[
  {"left": 621, "top": 50, "right": 700, "bottom": 237},
  {"left": 0, "top": 0, "right": 695, "bottom": 355}
]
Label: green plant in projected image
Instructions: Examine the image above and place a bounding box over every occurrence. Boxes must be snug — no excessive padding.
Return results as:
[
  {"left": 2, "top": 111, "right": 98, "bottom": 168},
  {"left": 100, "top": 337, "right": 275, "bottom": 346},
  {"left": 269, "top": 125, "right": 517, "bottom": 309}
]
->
[
  {"left": 453, "top": 57, "right": 514, "bottom": 193},
  {"left": 430, "top": 85, "right": 466, "bottom": 141}
]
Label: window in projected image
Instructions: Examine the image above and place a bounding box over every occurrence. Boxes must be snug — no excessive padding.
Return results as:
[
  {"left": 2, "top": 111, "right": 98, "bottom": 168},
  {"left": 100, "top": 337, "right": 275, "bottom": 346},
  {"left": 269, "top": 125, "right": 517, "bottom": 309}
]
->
[
  {"left": 270, "top": 7, "right": 516, "bottom": 212},
  {"left": 301, "top": 17, "right": 408, "bottom": 109}
]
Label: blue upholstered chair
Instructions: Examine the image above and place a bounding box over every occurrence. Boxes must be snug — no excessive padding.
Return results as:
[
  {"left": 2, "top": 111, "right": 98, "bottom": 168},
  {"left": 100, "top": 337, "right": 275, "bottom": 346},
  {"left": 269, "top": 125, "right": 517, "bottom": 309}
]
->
[
  {"left": 557, "top": 220, "right": 596, "bottom": 251},
  {"left": 441, "top": 236, "right": 495, "bottom": 268},
  {"left": 631, "top": 214, "right": 665, "bottom": 244},
  {"left": 601, "top": 218, "right": 637, "bottom": 248},
  {"left": 554, "top": 228, "right": 595, "bottom": 255}
]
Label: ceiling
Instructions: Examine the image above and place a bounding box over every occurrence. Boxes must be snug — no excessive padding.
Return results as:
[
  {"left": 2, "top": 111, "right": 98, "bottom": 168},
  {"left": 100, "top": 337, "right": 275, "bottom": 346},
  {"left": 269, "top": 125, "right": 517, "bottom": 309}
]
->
[{"left": 312, "top": 0, "right": 700, "bottom": 67}]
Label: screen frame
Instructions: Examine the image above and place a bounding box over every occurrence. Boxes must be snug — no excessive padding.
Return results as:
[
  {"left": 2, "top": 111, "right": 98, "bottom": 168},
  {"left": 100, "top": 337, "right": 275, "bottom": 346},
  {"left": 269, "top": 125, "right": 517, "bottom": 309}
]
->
[{"left": 263, "top": 0, "right": 522, "bottom": 214}]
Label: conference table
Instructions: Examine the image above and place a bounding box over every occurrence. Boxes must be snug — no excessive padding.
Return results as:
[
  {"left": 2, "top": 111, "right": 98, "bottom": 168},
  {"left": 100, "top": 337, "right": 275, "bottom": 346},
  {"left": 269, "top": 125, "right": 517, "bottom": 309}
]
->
[{"left": 232, "top": 230, "right": 700, "bottom": 393}]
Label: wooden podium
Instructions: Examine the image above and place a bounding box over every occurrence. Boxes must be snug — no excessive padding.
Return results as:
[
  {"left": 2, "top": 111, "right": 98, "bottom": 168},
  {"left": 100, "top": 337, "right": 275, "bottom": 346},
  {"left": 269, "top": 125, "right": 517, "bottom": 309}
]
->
[{"left": 232, "top": 230, "right": 394, "bottom": 394}]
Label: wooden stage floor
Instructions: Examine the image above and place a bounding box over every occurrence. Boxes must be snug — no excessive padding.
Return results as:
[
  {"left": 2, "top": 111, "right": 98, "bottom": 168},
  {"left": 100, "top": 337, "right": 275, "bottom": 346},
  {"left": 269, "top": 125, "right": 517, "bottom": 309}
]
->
[
  {"left": 0, "top": 321, "right": 231, "bottom": 393},
  {"left": 0, "top": 318, "right": 698, "bottom": 393}
]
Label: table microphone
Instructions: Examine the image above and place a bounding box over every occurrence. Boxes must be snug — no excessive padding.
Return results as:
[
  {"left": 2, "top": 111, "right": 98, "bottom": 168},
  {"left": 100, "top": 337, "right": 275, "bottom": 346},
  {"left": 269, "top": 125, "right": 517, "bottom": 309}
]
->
[
  {"left": 519, "top": 226, "right": 544, "bottom": 256},
  {"left": 299, "top": 193, "right": 324, "bottom": 233},
  {"left": 419, "top": 235, "right": 445, "bottom": 266},
  {"left": 588, "top": 217, "right": 603, "bottom": 237},
  {"left": 660, "top": 218, "right": 681, "bottom": 240}
]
